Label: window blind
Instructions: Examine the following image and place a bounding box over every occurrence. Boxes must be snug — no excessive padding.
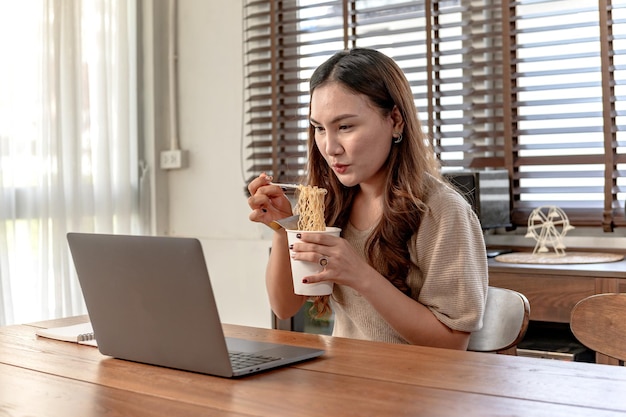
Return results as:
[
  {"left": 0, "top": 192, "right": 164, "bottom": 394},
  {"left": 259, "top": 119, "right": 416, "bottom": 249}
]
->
[
  {"left": 243, "top": 0, "right": 348, "bottom": 184},
  {"left": 510, "top": 0, "right": 626, "bottom": 230},
  {"left": 243, "top": 0, "right": 626, "bottom": 230}
]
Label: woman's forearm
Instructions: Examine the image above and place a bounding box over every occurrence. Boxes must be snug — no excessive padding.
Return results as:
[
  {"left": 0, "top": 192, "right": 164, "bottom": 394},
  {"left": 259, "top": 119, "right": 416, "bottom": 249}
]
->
[{"left": 357, "top": 270, "right": 470, "bottom": 349}]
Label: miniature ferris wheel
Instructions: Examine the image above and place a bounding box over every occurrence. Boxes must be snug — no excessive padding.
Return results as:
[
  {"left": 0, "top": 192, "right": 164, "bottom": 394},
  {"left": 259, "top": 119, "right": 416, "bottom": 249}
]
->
[{"left": 524, "top": 206, "right": 575, "bottom": 255}]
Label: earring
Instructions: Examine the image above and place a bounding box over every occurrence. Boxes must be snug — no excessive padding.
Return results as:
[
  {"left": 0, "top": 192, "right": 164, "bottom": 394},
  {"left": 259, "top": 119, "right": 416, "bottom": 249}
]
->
[{"left": 393, "top": 132, "right": 403, "bottom": 144}]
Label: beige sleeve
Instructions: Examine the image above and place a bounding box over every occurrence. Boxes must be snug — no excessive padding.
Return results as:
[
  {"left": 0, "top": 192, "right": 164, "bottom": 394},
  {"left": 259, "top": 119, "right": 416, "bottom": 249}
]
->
[{"left": 410, "top": 184, "right": 489, "bottom": 332}]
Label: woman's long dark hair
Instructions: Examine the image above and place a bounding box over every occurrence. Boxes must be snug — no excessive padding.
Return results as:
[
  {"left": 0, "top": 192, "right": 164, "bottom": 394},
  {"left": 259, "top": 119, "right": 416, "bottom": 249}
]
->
[{"left": 305, "top": 48, "right": 442, "bottom": 316}]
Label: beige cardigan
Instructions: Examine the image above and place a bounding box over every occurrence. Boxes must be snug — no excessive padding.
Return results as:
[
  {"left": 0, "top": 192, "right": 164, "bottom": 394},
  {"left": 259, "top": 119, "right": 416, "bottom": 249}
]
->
[{"left": 330, "top": 178, "right": 488, "bottom": 344}]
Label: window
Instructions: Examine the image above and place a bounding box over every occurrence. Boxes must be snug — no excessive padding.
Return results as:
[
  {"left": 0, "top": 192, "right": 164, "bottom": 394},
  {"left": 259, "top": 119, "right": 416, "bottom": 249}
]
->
[
  {"left": 0, "top": 0, "right": 141, "bottom": 325},
  {"left": 243, "top": 0, "right": 626, "bottom": 230}
]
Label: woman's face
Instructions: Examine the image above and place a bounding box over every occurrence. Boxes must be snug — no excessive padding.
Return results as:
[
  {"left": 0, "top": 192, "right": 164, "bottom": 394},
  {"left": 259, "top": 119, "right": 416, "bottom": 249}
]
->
[{"left": 310, "top": 82, "right": 400, "bottom": 189}]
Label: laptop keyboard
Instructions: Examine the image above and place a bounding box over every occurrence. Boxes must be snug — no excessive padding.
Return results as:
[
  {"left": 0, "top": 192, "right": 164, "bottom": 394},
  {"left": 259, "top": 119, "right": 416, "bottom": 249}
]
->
[{"left": 229, "top": 351, "right": 281, "bottom": 370}]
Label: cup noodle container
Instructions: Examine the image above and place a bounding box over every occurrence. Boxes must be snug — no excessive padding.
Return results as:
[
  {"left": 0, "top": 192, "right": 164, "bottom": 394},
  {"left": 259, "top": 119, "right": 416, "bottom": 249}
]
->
[{"left": 286, "top": 227, "right": 341, "bottom": 296}]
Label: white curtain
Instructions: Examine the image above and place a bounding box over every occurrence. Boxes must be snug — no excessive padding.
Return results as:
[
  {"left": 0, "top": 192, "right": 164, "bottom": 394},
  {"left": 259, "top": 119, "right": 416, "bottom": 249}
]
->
[{"left": 0, "top": 0, "right": 143, "bottom": 326}]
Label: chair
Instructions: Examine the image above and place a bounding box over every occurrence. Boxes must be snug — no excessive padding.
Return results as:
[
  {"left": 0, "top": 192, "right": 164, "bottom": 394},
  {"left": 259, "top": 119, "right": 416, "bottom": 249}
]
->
[
  {"left": 467, "top": 286, "right": 530, "bottom": 355},
  {"left": 570, "top": 293, "right": 626, "bottom": 365}
]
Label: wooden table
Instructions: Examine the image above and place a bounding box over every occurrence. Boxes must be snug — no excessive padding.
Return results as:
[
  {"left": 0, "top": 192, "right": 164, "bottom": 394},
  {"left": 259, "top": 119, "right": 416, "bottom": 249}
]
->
[{"left": 2, "top": 316, "right": 626, "bottom": 416}]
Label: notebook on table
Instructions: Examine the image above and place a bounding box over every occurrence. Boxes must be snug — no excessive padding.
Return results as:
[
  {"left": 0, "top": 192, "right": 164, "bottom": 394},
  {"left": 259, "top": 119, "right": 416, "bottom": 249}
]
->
[
  {"left": 36, "top": 321, "right": 98, "bottom": 347},
  {"left": 66, "top": 232, "right": 324, "bottom": 378}
]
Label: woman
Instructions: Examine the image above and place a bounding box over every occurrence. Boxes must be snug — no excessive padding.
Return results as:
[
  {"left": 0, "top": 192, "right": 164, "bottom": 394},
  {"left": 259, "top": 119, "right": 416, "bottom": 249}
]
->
[{"left": 247, "top": 48, "right": 487, "bottom": 350}]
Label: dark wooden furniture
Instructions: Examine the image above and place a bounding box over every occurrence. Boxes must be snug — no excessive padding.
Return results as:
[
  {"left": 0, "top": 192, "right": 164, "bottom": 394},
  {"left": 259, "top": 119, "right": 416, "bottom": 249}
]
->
[
  {"left": 571, "top": 293, "right": 626, "bottom": 365},
  {"left": 2, "top": 315, "right": 626, "bottom": 416},
  {"left": 488, "top": 257, "right": 626, "bottom": 364}
]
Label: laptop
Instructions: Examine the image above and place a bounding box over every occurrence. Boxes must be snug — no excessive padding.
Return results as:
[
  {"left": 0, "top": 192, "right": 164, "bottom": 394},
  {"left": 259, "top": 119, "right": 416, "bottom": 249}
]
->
[{"left": 66, "top": 232, "right": 324, "bottom": 377}]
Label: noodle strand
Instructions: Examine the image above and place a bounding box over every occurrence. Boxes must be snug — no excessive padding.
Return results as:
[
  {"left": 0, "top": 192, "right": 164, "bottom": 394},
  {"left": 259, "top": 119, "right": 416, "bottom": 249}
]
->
[{"left": 296, "top": 185, "right": 327, "bottom": 231}]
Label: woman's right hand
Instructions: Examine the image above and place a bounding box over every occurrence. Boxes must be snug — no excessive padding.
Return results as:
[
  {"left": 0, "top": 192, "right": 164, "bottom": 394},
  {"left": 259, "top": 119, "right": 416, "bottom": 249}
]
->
[{"left": 247, "top": 173, "right": 293, "bottom": 226}]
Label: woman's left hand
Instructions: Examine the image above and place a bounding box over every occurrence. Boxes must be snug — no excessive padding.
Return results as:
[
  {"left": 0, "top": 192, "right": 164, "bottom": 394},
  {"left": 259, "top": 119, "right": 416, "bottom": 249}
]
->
[{"left": 290, "top": 231, "right": 375, "bottom": 290}]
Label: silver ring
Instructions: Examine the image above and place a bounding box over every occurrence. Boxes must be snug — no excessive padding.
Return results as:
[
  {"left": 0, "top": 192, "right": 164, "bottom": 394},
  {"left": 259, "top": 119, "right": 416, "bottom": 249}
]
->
[{"left": 319, "top": 256, "right": 328, "bottom": 267}]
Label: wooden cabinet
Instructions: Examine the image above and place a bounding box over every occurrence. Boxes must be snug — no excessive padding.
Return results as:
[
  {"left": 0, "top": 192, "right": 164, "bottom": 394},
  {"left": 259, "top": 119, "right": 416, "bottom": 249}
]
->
[{"left": 488, "top": 257, "right": 626, "bottom": 364}]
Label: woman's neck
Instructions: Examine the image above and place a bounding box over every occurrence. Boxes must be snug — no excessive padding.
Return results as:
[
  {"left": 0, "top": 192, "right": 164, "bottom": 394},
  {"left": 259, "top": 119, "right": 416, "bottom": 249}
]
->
[{"left": 350, "top": 186, "right": 383, "bottom": 231}]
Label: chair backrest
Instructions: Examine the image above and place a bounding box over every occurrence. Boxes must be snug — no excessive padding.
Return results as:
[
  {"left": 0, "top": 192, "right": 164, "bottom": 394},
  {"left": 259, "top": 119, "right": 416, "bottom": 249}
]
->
[
  {"left": 570, "top": 293, "right": 626, "bottom": 365},
  {"left": 468, "top": 286, "right": 530, "bottom": 354}
]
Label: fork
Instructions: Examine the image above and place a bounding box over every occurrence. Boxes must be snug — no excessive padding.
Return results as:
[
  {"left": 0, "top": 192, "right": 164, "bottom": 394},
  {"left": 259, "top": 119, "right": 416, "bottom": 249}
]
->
[{"left": 269, "top": 182, "right": 300, "bottom": 189}]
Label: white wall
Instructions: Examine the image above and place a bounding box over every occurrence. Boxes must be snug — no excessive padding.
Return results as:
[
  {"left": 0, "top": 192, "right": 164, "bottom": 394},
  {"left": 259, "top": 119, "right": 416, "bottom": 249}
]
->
[{"left": 161, "top": 0, "right": 275, "bottom": 328}]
